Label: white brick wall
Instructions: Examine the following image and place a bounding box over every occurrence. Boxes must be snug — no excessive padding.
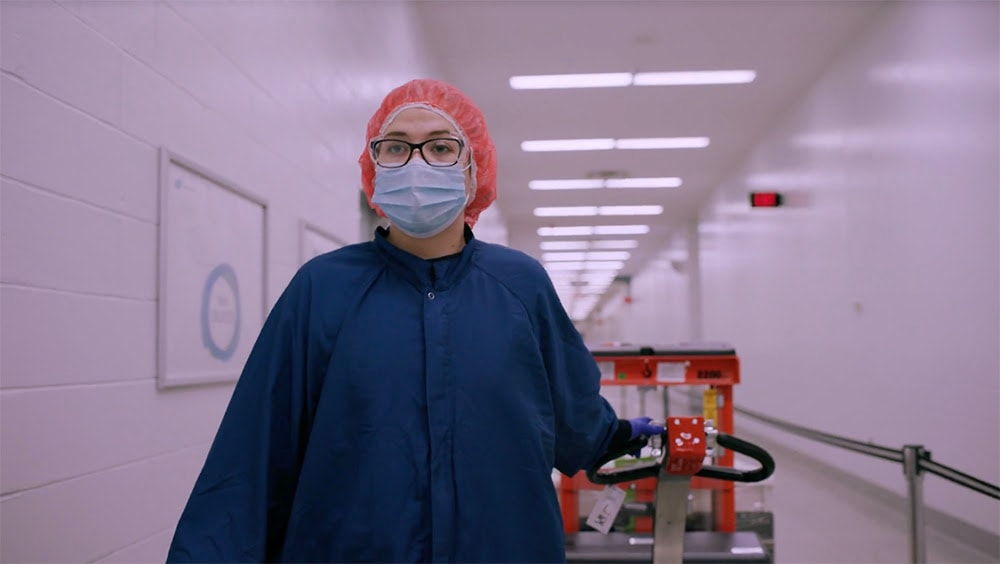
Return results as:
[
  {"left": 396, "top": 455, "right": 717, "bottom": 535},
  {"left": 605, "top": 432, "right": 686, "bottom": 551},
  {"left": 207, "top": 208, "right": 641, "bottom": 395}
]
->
[{"left": 0, "top": 1, "right": 438, "bottom": 561}]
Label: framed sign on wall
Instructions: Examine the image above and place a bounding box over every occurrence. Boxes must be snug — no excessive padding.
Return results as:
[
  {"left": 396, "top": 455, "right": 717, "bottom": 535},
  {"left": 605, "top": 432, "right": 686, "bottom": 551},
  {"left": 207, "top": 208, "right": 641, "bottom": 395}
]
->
[
  {"left": 157, "top": 148, "right": 268, "bottom": 389},
  {"left": 299, "top": 220, "right": 346, "bottom": 265}
]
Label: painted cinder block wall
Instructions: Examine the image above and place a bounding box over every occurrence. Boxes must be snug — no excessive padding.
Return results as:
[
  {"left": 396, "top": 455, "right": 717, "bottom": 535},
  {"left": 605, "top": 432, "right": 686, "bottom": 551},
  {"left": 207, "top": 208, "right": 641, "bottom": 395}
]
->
[{"left": 0, "top": 1, "right": 456, "bottom": 561}]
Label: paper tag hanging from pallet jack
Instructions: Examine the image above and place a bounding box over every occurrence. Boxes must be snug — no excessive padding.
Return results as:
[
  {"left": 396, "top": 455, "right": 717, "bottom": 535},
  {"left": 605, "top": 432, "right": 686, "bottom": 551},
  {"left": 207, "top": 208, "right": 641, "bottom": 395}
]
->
[{"left": 585, "top": 485, "right": 627, "bottom": 534}]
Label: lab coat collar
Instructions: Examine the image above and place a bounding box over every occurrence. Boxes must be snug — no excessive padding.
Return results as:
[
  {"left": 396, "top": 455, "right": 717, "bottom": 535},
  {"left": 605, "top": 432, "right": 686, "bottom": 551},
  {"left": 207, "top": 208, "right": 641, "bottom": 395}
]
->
[{"left": 372, "top": 224, "right": 478, "bottom": 290}]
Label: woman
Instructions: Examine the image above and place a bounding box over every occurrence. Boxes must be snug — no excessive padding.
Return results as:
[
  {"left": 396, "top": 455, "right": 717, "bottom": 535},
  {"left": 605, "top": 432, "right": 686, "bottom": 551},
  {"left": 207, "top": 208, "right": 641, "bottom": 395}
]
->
[{"left": 167, "top": 78, "right": 662, "bottom": 563}]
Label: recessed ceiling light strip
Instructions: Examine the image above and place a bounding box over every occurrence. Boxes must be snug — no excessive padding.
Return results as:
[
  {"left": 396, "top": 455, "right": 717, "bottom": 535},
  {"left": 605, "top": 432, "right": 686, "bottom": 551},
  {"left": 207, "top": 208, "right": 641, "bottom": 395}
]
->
[
  {"left": 510, "top": 70, "right": 756, "bottom": 90},
  {"left": 533, "top": 205, "right": 663, "bottom": 217},
  {"left": 529, "top": 177, "right": 682, "bottom": 190},
  {"left": 537, "top": 225, "right": 651, "bottom": 237},
  {"left": 522, "top": 137, "right": 708, "bottom": 152},
  {"left": 540, "top": 239, "right": 638, "bottom": 250},
  {"left": 543, "top": 251, "right": 632, "bottom": 262}
]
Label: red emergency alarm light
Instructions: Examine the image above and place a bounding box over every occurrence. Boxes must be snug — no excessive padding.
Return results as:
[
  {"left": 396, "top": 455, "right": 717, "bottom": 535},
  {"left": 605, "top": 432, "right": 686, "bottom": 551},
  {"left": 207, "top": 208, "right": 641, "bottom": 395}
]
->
[{"left": 749, "top": 192, "right": 783, "bottom": 208}]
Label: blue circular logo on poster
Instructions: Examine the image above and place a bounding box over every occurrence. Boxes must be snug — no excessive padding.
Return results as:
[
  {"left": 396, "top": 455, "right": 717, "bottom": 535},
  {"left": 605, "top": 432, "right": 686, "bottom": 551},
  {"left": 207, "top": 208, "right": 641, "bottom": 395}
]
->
[{"left": 201, "top": 263, "right": 241, "bottom": 361}]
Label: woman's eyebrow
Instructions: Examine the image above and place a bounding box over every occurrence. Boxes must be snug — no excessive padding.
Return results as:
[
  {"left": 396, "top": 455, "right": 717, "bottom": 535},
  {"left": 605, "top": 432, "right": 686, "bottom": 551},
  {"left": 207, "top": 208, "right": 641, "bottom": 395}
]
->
[{"left": 383, "top": 129, "right": 456, "bottom": 139}]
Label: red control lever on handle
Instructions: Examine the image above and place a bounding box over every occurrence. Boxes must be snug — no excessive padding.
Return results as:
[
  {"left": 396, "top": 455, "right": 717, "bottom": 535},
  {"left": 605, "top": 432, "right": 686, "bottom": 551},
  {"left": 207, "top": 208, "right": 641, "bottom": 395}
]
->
[{"left": 663, "top": 417, "right": 706, "bottom": 476}]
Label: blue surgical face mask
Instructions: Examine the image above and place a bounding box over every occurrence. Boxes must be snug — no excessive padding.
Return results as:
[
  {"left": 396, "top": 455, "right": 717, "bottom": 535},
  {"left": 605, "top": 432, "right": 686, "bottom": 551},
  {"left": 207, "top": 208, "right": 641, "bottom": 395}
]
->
[{"left": 372, "top": 160, "right": 469, "bottom": 238}]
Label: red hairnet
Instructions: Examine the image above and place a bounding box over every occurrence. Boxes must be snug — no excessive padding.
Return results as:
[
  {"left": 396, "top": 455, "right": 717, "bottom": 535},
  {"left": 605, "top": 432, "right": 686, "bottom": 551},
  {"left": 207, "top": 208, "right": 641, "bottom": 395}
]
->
[{"left": 359, "top": 79, "right": 497, "bottom": 228}]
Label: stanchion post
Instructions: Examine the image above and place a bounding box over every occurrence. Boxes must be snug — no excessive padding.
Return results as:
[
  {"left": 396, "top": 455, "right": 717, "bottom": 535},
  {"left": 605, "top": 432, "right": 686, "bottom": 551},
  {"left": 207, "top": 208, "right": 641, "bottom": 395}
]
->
[{"left": 902, "top": 445, "right": 927, "bottom": 564}]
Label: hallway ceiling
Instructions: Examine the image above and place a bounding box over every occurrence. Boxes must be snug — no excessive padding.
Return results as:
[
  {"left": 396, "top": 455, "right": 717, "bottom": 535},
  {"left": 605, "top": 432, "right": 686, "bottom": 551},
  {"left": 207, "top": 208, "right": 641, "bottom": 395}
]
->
[{"left": 414, "top": 1, "right": 883, "bottom": 319}]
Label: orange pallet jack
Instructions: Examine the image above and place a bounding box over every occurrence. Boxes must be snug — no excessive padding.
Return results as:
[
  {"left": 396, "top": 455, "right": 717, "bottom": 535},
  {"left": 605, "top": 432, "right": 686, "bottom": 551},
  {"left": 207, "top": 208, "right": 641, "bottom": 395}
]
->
[{"left": 561, "top": 344, "right": 776, "bottom": 563}]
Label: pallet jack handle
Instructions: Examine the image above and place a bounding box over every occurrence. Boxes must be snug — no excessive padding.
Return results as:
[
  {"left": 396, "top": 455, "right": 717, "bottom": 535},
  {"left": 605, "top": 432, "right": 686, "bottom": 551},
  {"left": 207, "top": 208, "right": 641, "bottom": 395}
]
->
[
  {"left": 584, "top": 421, "right": 776, "bottom": 563},
  {"left": 586, "top": 427, "right": 775, "bottom": 485}
]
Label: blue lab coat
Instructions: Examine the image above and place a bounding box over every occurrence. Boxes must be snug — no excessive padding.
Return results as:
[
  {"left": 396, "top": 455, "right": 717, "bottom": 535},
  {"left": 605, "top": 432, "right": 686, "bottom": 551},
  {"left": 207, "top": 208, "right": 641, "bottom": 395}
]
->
[{"left": 167, "top": 226, "right": 620, "bottom": 562}]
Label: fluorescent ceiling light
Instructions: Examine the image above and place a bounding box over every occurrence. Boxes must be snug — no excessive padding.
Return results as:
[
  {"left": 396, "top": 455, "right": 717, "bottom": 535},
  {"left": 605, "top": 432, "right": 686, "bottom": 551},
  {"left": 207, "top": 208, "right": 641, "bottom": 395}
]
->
[
  {"left": 586, "top": 251, "right": 632, "bottom": 261},
  {"left": 533, "top": 205, "right": 662, "bottom": 217},
  {"left": 529, "top": 179, "right": 605, "bottom": 190},
  {"left": 510, "top": 72, "right": 633, "bottom": 89},
  {"left": 633, "top": 70, "right": 756, "bottom": 85},
  {"left": 540, "top": 241, "right": 590, "bottom": 251},
  {"left": 585, "top": 261, "right": 626, "bottom": 270},
  {"left": 595, "top": 225, "right": 650, "bottom": 235},
  {"left": 615, "top": 137, "right": 709, "bottom": 150},
  {"left": 521, "top": 139, "right": 615, "bottom": 152},
  {"left": 510, "top": 70, "right": 757, "bottom": 90},
  {"left": 543, "top": 252, "right": 588, "bottom": 262},
  {"left": 591, "top": 239, "right": 639, "bottom": 249},
  {"left": 543, "top": 251, "right": 632, "bottom": 262},
  {"left": 544, "top": 260, "right": 625, "bottom": 271},
  {"left": 523, "top": 137, "right": 708, "bottom": 152},
  {"left": 534, "top": 206, "right": 598, "bottom": 217},
  {"left": 530, "top": 177, "right": 682, "bottom": 190},
  {"left": 538, "top": 226, "right": 596, "bottom": 237},
  {"left": 540, "top": 239, "right": 638, "bottom": 251},
  {"left": 545, "top": 262, "right": 588, "bottom": 271},
  {"left": 606, "top": 177, "right": 683, "bottom": 189},
  {"left": 538, "top": 225, "right": 650, "bottom": 237},
  {"left": 598, "top": 205, "right": 663, "bottom": 216}
]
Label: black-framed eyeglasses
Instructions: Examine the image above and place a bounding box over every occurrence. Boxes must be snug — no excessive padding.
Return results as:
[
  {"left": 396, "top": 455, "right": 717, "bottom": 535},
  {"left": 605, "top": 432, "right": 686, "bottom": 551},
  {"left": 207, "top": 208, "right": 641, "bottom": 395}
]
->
[{"left": 369, "top": 137, "right": 465, "bottom": 168}]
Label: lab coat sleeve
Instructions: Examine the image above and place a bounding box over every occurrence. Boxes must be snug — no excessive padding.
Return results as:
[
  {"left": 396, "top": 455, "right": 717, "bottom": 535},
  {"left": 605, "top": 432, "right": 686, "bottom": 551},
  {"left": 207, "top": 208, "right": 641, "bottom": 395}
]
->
[
  {"left": 167, "top": 269, "right": 314, "bottom": 562},
  {"left": 535, "top": 276, "right": 620, "bottom": 476}
]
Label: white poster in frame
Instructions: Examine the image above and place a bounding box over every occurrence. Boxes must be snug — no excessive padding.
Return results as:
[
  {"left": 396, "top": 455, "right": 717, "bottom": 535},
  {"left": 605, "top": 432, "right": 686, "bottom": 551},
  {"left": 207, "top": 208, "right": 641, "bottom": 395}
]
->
[
  {"left": 157, "top": 148, "right": 268, "bottom": 389},
  {"left": 299, "top": 220, "right": 346, "bottom": 265}
]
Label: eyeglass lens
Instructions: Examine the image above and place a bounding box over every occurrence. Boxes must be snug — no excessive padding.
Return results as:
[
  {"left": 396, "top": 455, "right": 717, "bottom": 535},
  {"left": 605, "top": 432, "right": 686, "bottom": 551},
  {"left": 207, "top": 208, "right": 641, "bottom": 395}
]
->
[{"left": 373, "top": 138, "right": 463, "bottom": 167}]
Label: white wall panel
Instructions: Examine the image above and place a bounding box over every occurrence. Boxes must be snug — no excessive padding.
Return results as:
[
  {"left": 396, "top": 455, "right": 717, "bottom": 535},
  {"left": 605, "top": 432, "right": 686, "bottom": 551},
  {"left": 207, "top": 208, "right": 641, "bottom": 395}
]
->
[
  {"left": 0, "top": 380, "right": 231, "bottom": 494},
  {"left": 0, "top": 285, "right": 155, "bottom": 389},
  {"left": 0, "top": 76, "right": 158, "bottom": 222},
  {"left": 1, "top": 0, "right": 123, "bottom": 126},
  {"left": 57, "top": 0, "right": 158, "bottom": 62},
  {"left": 0, "top": 179, "right": 156, "bottom": 299},
  {"left": 0, "top": 445, "right": 209, "bottom": 564},
  {"left": 96, "top": 529, "right": 174, "bottom": 564}
]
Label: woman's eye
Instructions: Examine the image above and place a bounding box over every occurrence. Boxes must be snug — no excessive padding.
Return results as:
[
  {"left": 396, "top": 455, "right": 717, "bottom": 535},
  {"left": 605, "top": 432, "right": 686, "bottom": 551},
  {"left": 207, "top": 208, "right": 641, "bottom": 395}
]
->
[{"left": 430, "top": 141, "right": 458, "bottom": 154}]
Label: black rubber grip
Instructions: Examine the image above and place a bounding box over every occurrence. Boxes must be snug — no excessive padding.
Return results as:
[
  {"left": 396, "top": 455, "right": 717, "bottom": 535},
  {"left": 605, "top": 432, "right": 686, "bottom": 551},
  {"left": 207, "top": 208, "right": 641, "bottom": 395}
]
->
[{"left": 696, "top": 433, "right": 775, "bottom": 483}]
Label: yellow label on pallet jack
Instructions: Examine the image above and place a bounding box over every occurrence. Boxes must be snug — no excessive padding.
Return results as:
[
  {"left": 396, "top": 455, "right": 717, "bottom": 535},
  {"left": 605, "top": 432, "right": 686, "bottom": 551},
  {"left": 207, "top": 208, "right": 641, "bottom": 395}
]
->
[{"left": 703, "top": 388, "right": 718, "bottom": 425}]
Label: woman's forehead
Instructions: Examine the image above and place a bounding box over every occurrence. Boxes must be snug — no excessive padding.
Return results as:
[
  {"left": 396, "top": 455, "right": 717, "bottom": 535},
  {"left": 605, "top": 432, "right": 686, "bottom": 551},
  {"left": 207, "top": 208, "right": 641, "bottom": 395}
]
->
[{"left": 381, "top": 106, "right": 460, "bottom": 138}]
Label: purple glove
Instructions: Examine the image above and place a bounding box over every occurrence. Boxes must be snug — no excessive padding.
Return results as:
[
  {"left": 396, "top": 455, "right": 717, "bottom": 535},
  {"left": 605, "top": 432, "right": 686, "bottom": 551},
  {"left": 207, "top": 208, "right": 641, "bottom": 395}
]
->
[{"left": 628, "top": 417, "right": 664, "bottom": 440}]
